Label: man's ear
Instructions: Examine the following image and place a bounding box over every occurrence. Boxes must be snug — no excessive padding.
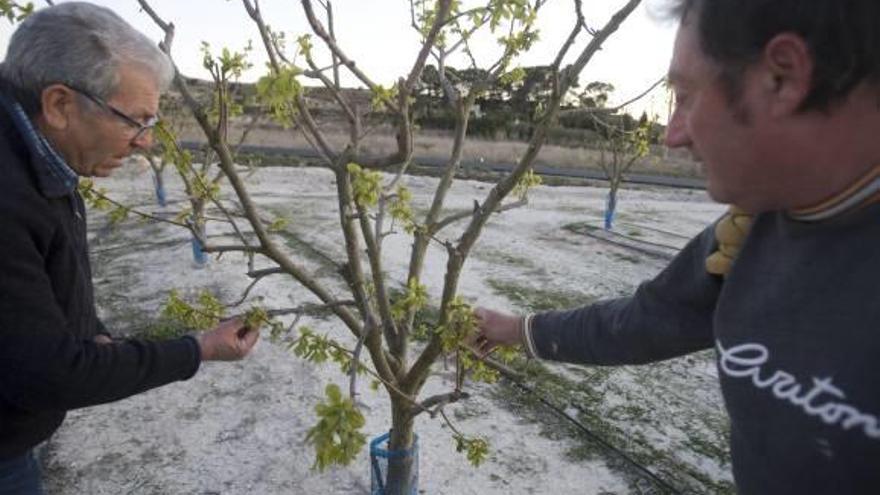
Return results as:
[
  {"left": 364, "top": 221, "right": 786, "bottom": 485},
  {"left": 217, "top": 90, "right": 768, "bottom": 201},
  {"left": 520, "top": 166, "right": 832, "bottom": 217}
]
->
[
  {"left": 39, "top": 84, "right": 77, "bottom": 130},
  {"left": 760, "top": 33, "right": 813, "bottom": 117}
]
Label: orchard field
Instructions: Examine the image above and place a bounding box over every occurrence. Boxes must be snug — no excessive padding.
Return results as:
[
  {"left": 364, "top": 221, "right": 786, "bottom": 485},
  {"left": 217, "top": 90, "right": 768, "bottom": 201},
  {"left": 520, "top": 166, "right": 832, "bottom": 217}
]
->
[{"left": 44, "top": 163, "right": 731, "bottom": 494}]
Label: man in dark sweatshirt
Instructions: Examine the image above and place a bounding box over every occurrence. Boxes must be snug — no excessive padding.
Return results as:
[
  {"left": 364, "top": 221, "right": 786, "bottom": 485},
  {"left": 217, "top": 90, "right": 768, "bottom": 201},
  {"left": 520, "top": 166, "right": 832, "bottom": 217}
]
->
[
  {"left": 0, "top": 3, "right": 260, "bottom": 493},
  {"left": 476, "top": 0, "right": 880, "bottom": 493}
]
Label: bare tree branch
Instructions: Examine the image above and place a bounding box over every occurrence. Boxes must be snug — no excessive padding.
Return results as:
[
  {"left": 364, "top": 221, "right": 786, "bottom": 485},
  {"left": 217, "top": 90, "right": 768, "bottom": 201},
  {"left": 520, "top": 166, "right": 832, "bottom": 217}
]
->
[
  {"left": 83, "top": 187, "right": 190, "bottom": 230},
  {"left": 267, "top": 300, "right": 357, "bottom": 317},
  {"left": 549, "top": 0, "right": 588, "bottom": 73},
  {"left": 200, "top": 244, "right": 264, "bottom": 255},
  {"left": 561, "top": 75, "right": 666, "bottom": 117},
  {"left": 414, "top": 390, "right": 470, "bottom": 418},
  {"left": 228, "top": 267, "right": 286, "bottom": 307},
  {"left": 349, "top": 320, "right": 371, "bottom": 400},
  {"left": 433, "top": 198, "right": 528, "bottom": 234},
  {"left": 301, "top": 0, "right": 398, "bottom": 112},
  {"left": 404, "top": 0, "right": 453, "bottom": 92}
]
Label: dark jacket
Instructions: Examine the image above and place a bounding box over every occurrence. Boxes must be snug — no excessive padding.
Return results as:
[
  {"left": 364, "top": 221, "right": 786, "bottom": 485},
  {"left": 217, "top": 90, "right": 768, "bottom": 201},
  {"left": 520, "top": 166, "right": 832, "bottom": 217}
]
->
[{"left": 0, "top": 93, "right": 201, "bottom": 461}]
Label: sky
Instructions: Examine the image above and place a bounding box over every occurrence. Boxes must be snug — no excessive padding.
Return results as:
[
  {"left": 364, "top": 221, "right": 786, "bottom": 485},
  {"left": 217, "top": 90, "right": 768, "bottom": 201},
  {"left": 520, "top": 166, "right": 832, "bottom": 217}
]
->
[{"left": 0, "top": 0, "right": 679, "bottom": 119}]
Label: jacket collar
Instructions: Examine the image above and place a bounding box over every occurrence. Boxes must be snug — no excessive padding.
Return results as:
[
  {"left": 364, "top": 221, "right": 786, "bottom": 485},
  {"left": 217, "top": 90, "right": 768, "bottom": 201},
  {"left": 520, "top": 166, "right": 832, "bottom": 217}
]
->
[{"left": 0, "top": 89, "right": 79, "bottom": 199}]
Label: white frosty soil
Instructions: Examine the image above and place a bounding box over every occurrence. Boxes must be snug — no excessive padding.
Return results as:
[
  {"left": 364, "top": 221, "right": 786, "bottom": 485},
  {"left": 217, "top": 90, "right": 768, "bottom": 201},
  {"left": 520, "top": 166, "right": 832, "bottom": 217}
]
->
[{"left": 42, "top": 164, "right": 730, "bottom": 494}]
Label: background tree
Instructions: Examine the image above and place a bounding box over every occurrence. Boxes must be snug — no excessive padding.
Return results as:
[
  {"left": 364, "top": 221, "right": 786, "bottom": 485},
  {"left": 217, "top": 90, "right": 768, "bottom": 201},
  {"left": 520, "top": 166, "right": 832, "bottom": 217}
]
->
[
  {"left": 557, "top": 77, "right": 665, "bottom": 230},
  {"left": 596, "top": 114, "right": 653, "bottom": 230}
]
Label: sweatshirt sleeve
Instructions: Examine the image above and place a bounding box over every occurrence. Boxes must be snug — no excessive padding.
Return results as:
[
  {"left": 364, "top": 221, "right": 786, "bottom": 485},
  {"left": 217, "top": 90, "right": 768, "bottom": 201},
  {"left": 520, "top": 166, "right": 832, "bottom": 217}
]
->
[
  {"left": 0, "top": 206, "right": 202, "bottom": 413},
  {"left": 528, "top": 225, "right": 723, "bottom": 366}
]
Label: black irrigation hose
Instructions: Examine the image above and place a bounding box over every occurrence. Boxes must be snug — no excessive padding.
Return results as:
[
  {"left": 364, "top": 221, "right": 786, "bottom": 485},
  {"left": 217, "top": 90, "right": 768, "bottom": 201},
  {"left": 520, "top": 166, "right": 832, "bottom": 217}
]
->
[
  {"left": 617, "top": 221, "right": 692, "bottom": 241},
  {"left": 580, "top": 228, "right": 677, "bottom": 260},
  {"left": 604, "top": 229, "right": 683, "bottom": 253},
  {"left": 501, "top": 374, "right": 683, "bottom": 495}
]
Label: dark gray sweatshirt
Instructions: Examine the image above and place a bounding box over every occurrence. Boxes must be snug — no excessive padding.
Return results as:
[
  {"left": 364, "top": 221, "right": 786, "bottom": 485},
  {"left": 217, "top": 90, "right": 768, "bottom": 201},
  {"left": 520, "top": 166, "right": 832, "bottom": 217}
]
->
[{"left": 529, "top": 204, "right": 880, "bottom": 494}]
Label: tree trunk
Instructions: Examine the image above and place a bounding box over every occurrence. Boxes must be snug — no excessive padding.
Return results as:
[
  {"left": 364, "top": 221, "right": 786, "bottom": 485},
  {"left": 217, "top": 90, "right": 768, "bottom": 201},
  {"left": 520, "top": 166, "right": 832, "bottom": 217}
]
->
[
  {"left": 190, "top": 201, "right": 208, "bottom": 266},
  {"left": 149, "top": 158, "right": 167, "bottom": 207},
  {"left": 382, "top": 399, "right": 417, "bottom": 495},
  {"left": 604, "top": 186, "right": 618, "bottom": 230}
]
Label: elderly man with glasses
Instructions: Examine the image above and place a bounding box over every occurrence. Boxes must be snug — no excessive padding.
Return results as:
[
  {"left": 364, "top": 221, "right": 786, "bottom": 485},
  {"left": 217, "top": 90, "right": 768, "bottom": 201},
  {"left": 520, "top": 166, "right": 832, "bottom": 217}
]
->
[{"left": 0, "top": 3, "right": 260, "bottom": 493}]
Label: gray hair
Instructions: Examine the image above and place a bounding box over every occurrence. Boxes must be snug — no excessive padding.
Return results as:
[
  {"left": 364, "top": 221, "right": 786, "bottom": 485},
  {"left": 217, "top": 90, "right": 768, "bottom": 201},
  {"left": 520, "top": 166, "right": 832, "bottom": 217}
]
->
[{"left": 0, "top": 2, "right": 173, "bottom": 115}]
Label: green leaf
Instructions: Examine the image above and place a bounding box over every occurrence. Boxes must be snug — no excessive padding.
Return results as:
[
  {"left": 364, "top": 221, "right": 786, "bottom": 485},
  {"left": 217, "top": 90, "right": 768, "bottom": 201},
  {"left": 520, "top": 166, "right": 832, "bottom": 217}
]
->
[
  {"left": 244, "top": 306, "right": 269, "bottom": 330},
  {"left": 292, "top": 327, "right": 331, "bottom": 364},
  {"left": 454, "top": 434, "right": 490, "bottom": 467},
  {"left": 512, "top": 169, "right": 542, "bottom": 201},
  {"left": 77, "top": 179, "right": 112, "bottom": 211},
  {"left": 461, "top": 352, "right": 500, "bottom": 384},
  {"left": 108, "top": 205, "right": 130, "bottom": 225},
  {"left": 347, "top": 162, "right": 382, "bottom": 208},
  {"left": 0, "top": 1, "right": 34, "bottom": 24},
  {"left": 267, "top": 217, "right": 289, "bottom": 232},
  {"left": 160, "top": 289, "right": 225, "bottom": 331},
  {"left": 389, "top": 185, "right": 417, "bottom": 233},
  {"left": 306, "top": 383, "right": 366, "bottom": 471},
  {"left": 499, "top": 66, "right": 526, "bottom": 86},
  {"left": 256, "top": 66, "right": 303, "bottom": 128},
  {"left": 296, "top": 34, "right": 313, "bottom": 57},
  {"left": 437, "top": 296, "right": 478, "bottom": 353},
  {"left": 391, "top": 277, "right": 428, "bottom": 321},
  {"left": 369, "top": 84, "right": 398, "bottom": 112}
]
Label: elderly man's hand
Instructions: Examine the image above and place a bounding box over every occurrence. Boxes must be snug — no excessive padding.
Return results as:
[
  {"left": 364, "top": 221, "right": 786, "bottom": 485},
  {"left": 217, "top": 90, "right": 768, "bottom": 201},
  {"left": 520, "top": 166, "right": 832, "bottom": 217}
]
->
[
  {"left": 197, "top": 318, "right": 260, "bottom": 361},
  {"left": 473, "top": 307, "right": 523, "bottom": 357}
]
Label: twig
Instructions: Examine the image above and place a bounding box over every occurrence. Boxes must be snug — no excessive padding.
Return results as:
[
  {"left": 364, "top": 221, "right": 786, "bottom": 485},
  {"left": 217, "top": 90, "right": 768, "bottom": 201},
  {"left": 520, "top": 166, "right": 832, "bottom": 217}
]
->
[
  {"left": 301, "top": 0, "right": 397, "bottom": 112},
  {"left": 404, "top": 0, "right": 453, "bottom": 92},
  {"left": 415, "top": 390, "right": 470, "bottom": 418},
  {"left": 266, "top": 300, "right": 357, "bottom": 317},
  {"left": 561, "top": 76, "right": 666, "bottom": 117},
  {"left": 550, "top": 0, "right": 588, "bottom": 73},
  {"left": 349, "top": 320, "right": 371, "bottom": 400},
  {"left": 200, "top": 244, "right": 263, "bottom": 255},
  {"left": 433, "top": 198, "right": 527, "bottom": 234},
  {"left": 228, "top": 267, "right": 286, "bottom": 307},
  {"left": 86, "top": 188, "right": 190, "bottom": 230}
]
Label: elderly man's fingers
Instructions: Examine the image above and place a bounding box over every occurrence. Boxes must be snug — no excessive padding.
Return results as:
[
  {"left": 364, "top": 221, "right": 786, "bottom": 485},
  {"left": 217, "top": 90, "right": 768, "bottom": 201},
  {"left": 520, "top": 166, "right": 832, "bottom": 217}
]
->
[{"left": 239, "top": 327, "right": 260, "bottom": 351}]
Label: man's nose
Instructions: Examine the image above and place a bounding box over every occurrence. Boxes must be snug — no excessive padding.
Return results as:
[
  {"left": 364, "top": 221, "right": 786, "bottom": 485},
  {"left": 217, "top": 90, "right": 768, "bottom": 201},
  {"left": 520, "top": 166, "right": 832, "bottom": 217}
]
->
[
  {"left": 131, "top": 129, "right": 154, "bottom": 151},
  {"left": 664, "top": 108, "right": 690, "bottom": 149}
]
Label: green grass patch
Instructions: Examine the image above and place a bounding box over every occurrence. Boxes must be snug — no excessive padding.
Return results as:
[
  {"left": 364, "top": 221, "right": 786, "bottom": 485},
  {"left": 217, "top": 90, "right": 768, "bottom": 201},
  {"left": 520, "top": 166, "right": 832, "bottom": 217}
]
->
[
  {"left": 486, "top": 278, "right": 591, "bottom": 313},
  {"left": 471, "top": 249, "right": 535, "bottom": 270},
  {"left": 612, "top": 253, "right": 642, "bottom": 265}
]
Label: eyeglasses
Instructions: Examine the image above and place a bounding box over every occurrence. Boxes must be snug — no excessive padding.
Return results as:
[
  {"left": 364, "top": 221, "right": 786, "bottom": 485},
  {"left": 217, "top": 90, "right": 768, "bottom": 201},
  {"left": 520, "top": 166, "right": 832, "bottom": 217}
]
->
[{"left": 67, "top": 85, "right": 159, "bottom": 142}]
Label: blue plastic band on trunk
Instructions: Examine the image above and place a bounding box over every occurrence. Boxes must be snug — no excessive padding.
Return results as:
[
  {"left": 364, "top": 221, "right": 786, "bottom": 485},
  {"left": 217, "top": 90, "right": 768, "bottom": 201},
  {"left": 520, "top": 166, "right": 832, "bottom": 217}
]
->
[{"left": 370, "top": 432, "right": 418, "bottom": 458}]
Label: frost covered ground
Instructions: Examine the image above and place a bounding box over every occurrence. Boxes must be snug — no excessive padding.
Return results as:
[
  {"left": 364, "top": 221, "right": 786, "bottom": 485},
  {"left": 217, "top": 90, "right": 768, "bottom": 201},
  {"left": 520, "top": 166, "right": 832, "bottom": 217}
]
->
[{"left": 42, "top": 164, "right": 731, "bottom": 494}]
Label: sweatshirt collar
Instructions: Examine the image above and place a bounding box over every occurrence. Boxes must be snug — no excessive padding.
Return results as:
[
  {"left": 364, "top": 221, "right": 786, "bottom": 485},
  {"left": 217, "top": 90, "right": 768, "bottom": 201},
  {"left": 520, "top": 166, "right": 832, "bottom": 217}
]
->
[{"left": 788, "top": 165, "right": 880, "bottom": 222}]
